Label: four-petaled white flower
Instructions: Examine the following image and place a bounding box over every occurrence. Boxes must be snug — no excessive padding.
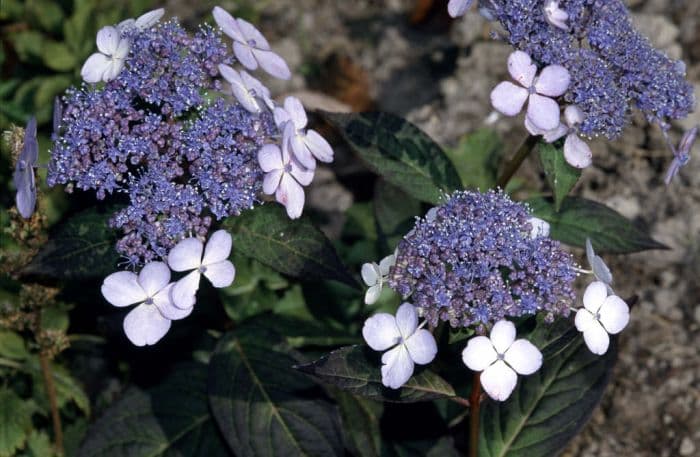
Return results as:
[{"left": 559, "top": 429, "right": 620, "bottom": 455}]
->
[
  {"left": 101, "top": 262, "right": 189, "bottom": 346},
  {"left": 117, "top": 8, "right": 165, "bottom": 32},
  {"left": 575, "top": 281, "right": 629, "bottom": 355},
  {"left": 585, "top": 238, "right": 613, "bottom": 289},
  {"left": 526, "top": 104, "right": 592, "bottom": 169},
  {"left": 218, "top": 64, "right": 273, "bottom": 113},
  {"left": 81, "top": 26, "right": 130, "bottom": 83},
  {"left": 168, "top": 230, "right": 236, "bottom": 309},
  {"left": 447, "top": 0, "right": 474, "bottom": 18},
  {"left": 362, "top": 303, "right": 438, "bottom": 389},
  {"left": 491, "top": 50, "right": 570, "bottom": 131},
  {"left": 274, "top": 97, "right": 334, "bottom": 170},
  {"left": 462, "top": 320, "right": 542, "bottom": 401},
  {"left": 361, "top": 253, "right": 396, "bottom": 305},
  {"left": 527, "top": 216, "right": 550, "bottom": 239},
  {"left": 543, "top": 0, "right": 569, "bottom": 31},
  {"left": 258, "top": 143, "right": 314, "bottom": 219},
  {"left": 212, "top": 6, "right": 291, "bottom": 80}
]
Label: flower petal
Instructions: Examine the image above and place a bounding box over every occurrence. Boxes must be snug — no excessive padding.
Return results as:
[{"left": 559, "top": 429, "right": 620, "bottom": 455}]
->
[
  {"left": 290, "top": 131, "right": 316, "bottom": 170},
  {"left": 527, "top": 94, "right": 561, "bottom": 131},
  {"left": 490, "top": 320, "right": 516, "bottom": 354},
  {"left": 361, "top": 263, "right": 380, "bottom": 286},
  {"left": 362, "top": 313, "right": 400, "bottom": 351},
  {"left": 583, "top": 281, "right": 607, "bottom": 313},
  {"left": 202, "top": 229, "right": 232, "bottom": 265},
  {"left": 480, "top": 360, "right": 518, "bottom": 401},
  {"left": 123, "top": 303, "right": 171, "bottom": 347},
  {"left": 96, "top": 26, "right": 120, "bottom": 55},
  {"left": 258, "top": 144, "right": 283, "bottom": 172},
  {"left": 273, "top": 108, "right": 291, "bottom": 127},
  {"left": 448, "top": 0, "right": 473, "bottom": 18},
  {"left": 381, "top": 345, "right": 415, "bottom": 389},
  {"left": 203, "top": 260, "right": 236, "bottom": 288},
  {"left": 263, "top": 170, "right": 283, "bottom": 195},
  {"left": 101, "top": 59, "right": 125, "bottom": 82},
  {"left": 137, "top": 261, "right": 171, "bottom": 297},
  {"left": 528, "top": 217, "right": 550, "bottom": 239},
  {"left": 378, "top": 254, "right": 395, "bottom": 276},
  {"left": 582, "top": 323, "right": 610, "bottom": 355},
  {"left": 524, "top": 115, "right": 548, "bottom": 137},
  {"left": 289, "top": 154, "right": 315, "bottom": 186},
  {"left": 504, "top": 339, "right": 542, "bottom": 375},
  {"left": 167, "top": 237, "right": 203, "bottom": 271},
  {"left": 542, "top": 123, "right": 568, "bottom": 143},
  {"left": 212, "top": 6, "right": 245, "bottom": 42},
  {"left": 276, "top": 174, "right": 305, "bottom": 219},
  {"left": 364, "top": 284, "right": 382, "bottom": 305},
  {"left": 507, "top": 50, "right": 537, "bottom": 87},
  {"left": 490, "top": 82, "right": 528, "bottom": 116},
  {"left": 284, "top": 97, "right": 308, "bottom": 130},
  {"left": 563, "top": 134, "right": 592, "bottom": 168},
  {"left": 575, "top": 308, "right": 597, "bottom": 333},
  {"left": 252, "top": 49, "right": 291, "bottom": 80},
  {"left": 15, "top": 181, "right": 36, "bottom": 220},
  {"left": 598, "top": 295, "right": 629, "bottom": 334},
  {"left": 237, "top": 18, "right": 270, "bottom": 49},
  {"left": 404, "top": 329, "right": 437, "bottom": 365},
  {"left": 81, "top": 53, "right": 110, "bottom": 84},
  {"left": 101, "top": 271, "right": 146, "bottom": 307},
  {"left": 233, "top": 42, "right": 257, "bottom": 70},
  {"left": 134, "top": 8, "right": 165, "bottom": 30},
  {"left": 395, "top": 303, "right": 418, "bottom": 339},
  {"left": 171, "top": 271, "right": 201, "bottom": 309},
  {"left": 535, "top": 65, "right": 570, "bottom": 97},
  {"left": 564, "top": 105, "right": 584, "bottom": 127},
  {"left": 153, "top": 284, "right": 192, "bottom": 320},
  {"left": 462, "top": 335, "right": 498, "bottom": 371}
]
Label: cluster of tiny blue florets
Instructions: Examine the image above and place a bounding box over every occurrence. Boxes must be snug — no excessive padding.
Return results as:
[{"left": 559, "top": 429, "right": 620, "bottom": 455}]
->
[
  {"left": 483, "top": 0, "right": 694, "bottom": 138},
  {"left": 388, "top": 190, "right": 577, "bottom": 330},
  {"left": 48, "top": 19, "right": 277, "bottom": 265}
]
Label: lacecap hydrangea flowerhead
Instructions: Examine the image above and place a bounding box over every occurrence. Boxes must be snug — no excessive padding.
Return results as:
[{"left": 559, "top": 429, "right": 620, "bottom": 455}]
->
[
  {"left": 41, "top": 6, "right": 334, "bottom": 346},
  {"left": 449, "top": 0, "right": 696, "bottom": 174},
  {"left": 361, "top": 190, "right": 630, "bottom": 400}
]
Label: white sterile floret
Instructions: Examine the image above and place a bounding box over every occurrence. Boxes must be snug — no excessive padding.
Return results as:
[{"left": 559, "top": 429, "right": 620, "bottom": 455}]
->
[
  {"left": 361, "top": 253, "right": 396, "bottom": 305},
  {"left": 462, "top": 320, "right": 542, "bottom": 401},
  {"left": 274, "top": 97, "right": 334, "bottom": 170},
  {"left": 575, "top": 281, "right": 629, "bottom": 355},
  {"left": 81, "top": 26, "right": 130, "bottom": 83},
  {"left": 543, "top": 0, "right": 569, "bottom": 31},
  {"left": 362, "top": 303, "right": 437, "bottom": 389},
  {"left": 117, "top": 8, "right": 165, "bottom": 32},
  {"left": 167, "top": 230, "right": 236, "bottom": 309},
  {"left": 585, "top": 238, "right": 613, "bottom": 288},
  {"left": 528, "top": 216, "right": 550, "bottom": 239},
  {"left": 218, "top": 64, "right": 273, "bottom": 113}
]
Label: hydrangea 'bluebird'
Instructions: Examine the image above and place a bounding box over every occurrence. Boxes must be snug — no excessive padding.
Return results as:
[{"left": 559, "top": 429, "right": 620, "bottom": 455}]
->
[{"left": 387, "top": 190, "right": 577, "bottom": 330}]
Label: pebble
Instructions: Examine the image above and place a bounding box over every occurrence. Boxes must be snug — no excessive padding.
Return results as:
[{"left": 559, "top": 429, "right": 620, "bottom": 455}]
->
[{"left": 679, "top": 437, "right": 696, "bottom": 456}]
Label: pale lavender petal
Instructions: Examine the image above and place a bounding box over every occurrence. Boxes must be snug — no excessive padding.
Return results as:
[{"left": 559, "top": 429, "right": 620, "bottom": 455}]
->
[
  {"left": 575, "top": 308, "right": 597, "bottom": 333},
  {"left": 284, "top": 97, "right": 308, "bottom": 130},
  {"left": 527, "top": 94, "right": 561, "bottom": 131},
  {"left": 534, "top": 65, "right": 570, "bottom": 97},
  {"left": 134, "top": 8, "right": 165, "bottom": 30},
  {"left": 290, "top": 132, "right": 316, "bottom": 170},
  {"left": 153, "top": 284, "right": 192, "bottom": 320},
  {"left": 583, "top": 281, "right": 607, "bottom": 313},
  {"left": 395, "top": 303, "right": 418, "bottom": 339},
  {"left": 542, "top": 123, "right": 568, "bottom": 143},
  {"left": 544, "top": 0, "right": 569, "bottom": 30},
  {"left": 276, "top": 173, "right": 305, "bottom": 219},
  {"left": 524, "top": 115, "right": 548, "bottom": 137},
  {"left": 404, "top": 329, "right": 437, "bottom": 365},
  {"left": 15, "top": 180, "right": 36, "bottom": 219},
  {"left": 361, "top": 263, "right": 380, "bottom": 286},
  {"left": 218, "top": 63, "right": 242, "bottom": 85},
  {"left": 582, "top": 323, "right": 610, "bottom": 355},
  {"left": 137, "top": 261, "right": 170, "bottom": 297},
  {"left": 598, "top": 295, "right": 629, "bottom": 334},
  {"left": 305, "top": 130, "right": 334, "bottom": 163},
  {"left": 171, "top": 271, "right": 200, "bottom": 309},
  {"left": 123, "top": 304, "right": 171, "bottom": 346},
  {"left": 212, "top": 6, "right": 245, "bottom": 42},
  {"left": 364, "top": 284, "right": 382, "bottom": 304},
  {"left": 490, "top": 320, "right": 516, "bottom": 354},
  {"left": 101, "top": 271, "right": 146, "bottom": 307},
  {"left": 167, "top": 237, "right": 203, "bottom": 271},
  {"left": 113, "top": 37, "right": 130, "bottom": 60},
  {"left": 233, "top": 42, "right": 257, "bottom": 70},
  {"left": 664, "top": 158, "right": 681, "bottom": 185},
  {"left": 258, "top": 144, "right": 284, "bottom": 172},
  {"left": 236, "top": 18, "right": 270, "bottom": 49},
  {"left": 252, "top": 49, "right": 291, "bottom": 80},
  {"left": 507, "top": 50, "right": 537, "bottom": 87},
  {"left": 231, "top": 81, "right": 260, "bottom": 113},
  {"left": 462, "top": 335, "right": 498, "bottom": 371},
  {"left": 447, "top": 0, "right": 473, "bottom": 18},
  {"left": 528, "top": 217, "right": 550, "bottom": 239},
  {"left": 101, "top": 59, "right": 125, "bottom": 82},
  {"left": 202, "top": 230, "right": 232, "bottom": 265},
  {"left": 273, "top": 107, "right": 291, "bottom": 127},
  {"left": 563, "top": 134, "right": 592, "bottom": 168},
  {"left": 362, "top": 313, "right": 400, "bottom": 351},
  {"left": 378, "top": 255, "right": 395, "bottom": 276},
  {"left": 381, "top": 345, "right": 414, "bottom": 389},
  {"left": 203, "top": 260, "right": 236, "bottom": 288},
  {"left": 564, "top": 105, "right": 584, "bottom": 127},
  {"left": 504, "top": 339, "right": 542, "bottom": 375},
  {"left": 81, "top": 53, "right": 110, "bottom": 83},
  {"left": 96, "top": 26, "right": 120, "bottom": 55},
  {"left": 490, "top": 82, "right": 528, "bottom": 116},
  {"left": 289, "top": 155, "right": 315, "bottom": 186},
  {"left": 480, "top": 360, "right": 518, "bottom": 401},
  {"left": 263, "top": 170, "right": 283, "bottom": 195}
]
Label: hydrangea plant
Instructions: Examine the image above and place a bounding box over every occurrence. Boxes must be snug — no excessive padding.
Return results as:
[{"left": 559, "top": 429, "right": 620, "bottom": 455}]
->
[{"left": 1, "top": 1, "right": 697, "bottom": 457}]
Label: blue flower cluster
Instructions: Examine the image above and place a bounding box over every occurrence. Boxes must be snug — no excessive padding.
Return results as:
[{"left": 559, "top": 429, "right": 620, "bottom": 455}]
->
[
  {"left": 482, "top": 0, "right": 694, "bottom": 138},
  {"left": 48, "top": 19, "right": 277, "bottom": 265},
  {"left": 388, "top": 190, "right": 577, "bottom": 330}
]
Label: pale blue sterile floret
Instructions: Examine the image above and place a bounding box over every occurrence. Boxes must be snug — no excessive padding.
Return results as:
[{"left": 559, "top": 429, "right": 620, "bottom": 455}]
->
[{"left": 388, "top": 190, "right": 577, "bottom": 330}]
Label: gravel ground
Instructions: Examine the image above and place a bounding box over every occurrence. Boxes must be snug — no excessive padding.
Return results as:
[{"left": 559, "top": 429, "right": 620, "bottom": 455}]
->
[{"left": 174, "top": 1, "right": 700, "bottom": 455}]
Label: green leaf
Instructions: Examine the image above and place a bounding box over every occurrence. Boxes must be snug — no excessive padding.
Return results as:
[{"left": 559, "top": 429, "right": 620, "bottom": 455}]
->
[
  {"left": 537, "top": 142, "right": 581, "bottom": 211},
  {"left": 0, "top": 388, "right": 33, "bottom": 457},
  {"left": 0, "top": 330, "right": 29, "bottom": 360},
  {"left": 10, "top": 31, "right": 46, "bottom": 63},
  {"left": 445, "top": 128, "right": 502, "bottom": 190},
  {"left": 321, "top": 111, "right": 461, "bottom": 204},
  {"left": 332, "top": 390, "right": 383, "bottom": 457},
  {"left": 223, "top": 204, "right": 357, "bottom": 288},
  {"left": 28, "top": 0, "right": 65, "bottom": 33},
  {"left": 23, "top": 207, "right": 119, "bottom": 280},
  {"left": 64, "top": 2, "right": 94, "bottom": 55},
  {"left": 20, "top": 430, "right": 55, "bottom": 457},
  {"left": 208, "top": 326, "right": 344, "bottom": 457},
  {"left": 27, "top": 360, "right": 90, "bottom": 417},
  {"left": 527, "top": 197, "right": 666, "bottom": 254},
  {"left": 42, "top": 42, "right": 78, "bottom": 72},
  {"left": 374, "top": 179, "right": 421, "bottom": 240},
  {"left": 78, "top": 362, "right": 230, "bottom": 457},
  {"left": 296, "top": 345, "right": 455, "bottom": 403},
  {"left": 478, "top": 318, "right": 617, "bottom": 457}
]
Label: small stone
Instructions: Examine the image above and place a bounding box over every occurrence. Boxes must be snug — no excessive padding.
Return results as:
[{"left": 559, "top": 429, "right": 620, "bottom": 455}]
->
[{"left": 679, "top": 437, "right": 695, "bottom": 456}]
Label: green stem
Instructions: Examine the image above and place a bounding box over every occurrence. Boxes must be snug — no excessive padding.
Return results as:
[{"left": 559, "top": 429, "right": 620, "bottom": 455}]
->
[
  {"left": 39, "top": 352, "right": 64, "bottom": 456},
  {"left": 495, "top": 135, "right": 539, "bottom": 189},
  {"left": 469, "top": 372, "right": 482, "bottom": 457}
]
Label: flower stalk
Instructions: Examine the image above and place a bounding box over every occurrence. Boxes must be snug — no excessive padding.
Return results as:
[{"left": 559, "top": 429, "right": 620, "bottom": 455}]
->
[
  {"left": 39, "top": 351, "right": 64, "bottom": 456},
  {"left": 469, "top": 371, "right": 482, "bottom": 457},
  {"left": 496, "top": 135, "right": 539, "bottom": 189}
]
